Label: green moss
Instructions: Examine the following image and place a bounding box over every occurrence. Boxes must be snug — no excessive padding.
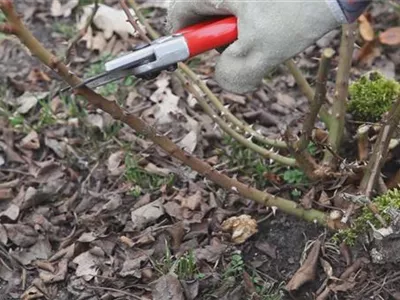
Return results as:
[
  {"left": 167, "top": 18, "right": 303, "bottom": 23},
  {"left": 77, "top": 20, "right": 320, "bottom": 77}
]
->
[
  {"left": 333, "top": 188, "right": 400, "bottom": 246},
  {"left": 348, "top": 72, "right": 400, "bottom": 122}
]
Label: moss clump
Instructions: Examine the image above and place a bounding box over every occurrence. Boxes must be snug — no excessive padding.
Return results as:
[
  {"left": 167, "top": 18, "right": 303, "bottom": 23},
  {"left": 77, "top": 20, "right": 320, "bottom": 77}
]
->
[
  {"left": 333, "top": 188, "right": 400, "bottom": 246},
  {"left": 348, "top": 72, "right": 400, "bottom": 122}
]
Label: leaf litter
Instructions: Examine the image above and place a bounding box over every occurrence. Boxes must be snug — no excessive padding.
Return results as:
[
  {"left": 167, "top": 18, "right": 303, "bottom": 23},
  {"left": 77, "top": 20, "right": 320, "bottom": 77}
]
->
[{"left": 0, "top": 0, "right": 399, "bottom": 299}]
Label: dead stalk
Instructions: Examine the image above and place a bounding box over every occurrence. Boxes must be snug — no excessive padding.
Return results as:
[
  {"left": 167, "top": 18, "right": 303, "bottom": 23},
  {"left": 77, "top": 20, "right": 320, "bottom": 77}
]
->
[{"left": 0, "top": 1, "right": 328, "bottom": 225}]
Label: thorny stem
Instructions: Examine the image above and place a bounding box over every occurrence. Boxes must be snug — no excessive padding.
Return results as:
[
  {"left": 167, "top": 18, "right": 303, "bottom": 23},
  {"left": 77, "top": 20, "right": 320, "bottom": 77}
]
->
[
  {"left": 120, "top": 0, "right": 151, "bottom": 44},
  {"left": 361, "top": 96, "right": 400, "bottom": 198},
  {"left": 0, "top": 1, "right": 328, "bottom": 225},
  {"left": 284, "top": 60, "right": 331, "bottom": 128},
  {"left": 178, "top": 64, "right": 287, "bottom": 149},
  {"left": 297, "top": 48, "right": 335, "bottom": 151},
  {"left": 65, "top": 0, "right": 99, "bottom": 63},
  {"left": 175, "top": 70, "right": 297, "bottom": 166},
  {"left": 127, "top": 0, "right": 287, "bottom": 150},
  {"left": 324, "top": 23, "right": 357, "bottom": 165}
]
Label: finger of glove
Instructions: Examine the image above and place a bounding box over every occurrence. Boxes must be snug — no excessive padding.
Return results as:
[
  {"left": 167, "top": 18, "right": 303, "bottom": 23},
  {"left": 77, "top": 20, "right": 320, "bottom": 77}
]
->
[
  {"left": 167, "top": 0, "right": 232, "bottom": 32},
  {"left": 215, "top": 39, "right": 268, "bottom": 94}
]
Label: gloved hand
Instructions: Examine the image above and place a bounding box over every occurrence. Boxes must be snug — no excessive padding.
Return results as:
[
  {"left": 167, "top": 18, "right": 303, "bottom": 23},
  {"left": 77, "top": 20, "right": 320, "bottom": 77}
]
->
[{"left": 168, "top": 0, "right": 347, "bottom": 94}]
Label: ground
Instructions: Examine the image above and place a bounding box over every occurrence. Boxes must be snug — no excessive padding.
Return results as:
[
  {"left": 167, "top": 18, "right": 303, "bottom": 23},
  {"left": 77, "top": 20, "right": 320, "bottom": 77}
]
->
[{"left": 0, "top": 0, "right": 399, "bottom": 299}]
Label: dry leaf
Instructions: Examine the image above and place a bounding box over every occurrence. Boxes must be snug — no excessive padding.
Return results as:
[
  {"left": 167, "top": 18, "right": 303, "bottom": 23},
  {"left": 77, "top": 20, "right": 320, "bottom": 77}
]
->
[
  {"left": 178, "top": 130, "right": 198, "bottom": 154},
  {"left": 358, "top": 14, "right": 374, "bottom": 42},
  {"left": 131, "top": 199, "right": 165, "bottom": 230},
  {"left": 176, "top": 191, "right": 202, "bottom": 211},
  {"left": 195, "top": 241, "right": 227, "bottom": 263},
  {"left": 107, "top": 150, "right": 125, "bottom": 176},
  {"left": 16, "top": 92, "right": 48, "bottom": 114},
  {"left": 39, "top": 259, "right": 68, "bottom": 283},
  {"left": 144, "top": 163, "right": 171, "bottom": 177},
  {"left": 286, "top": 240, "right": 321, "bottom": 291},
  {"left": 0, "top": 204, "right": 20, "bottom": 221},
  {"left": 79, "top": 4, "right": 144, "bottom": 40},
  {"left": 379, "top": 27, "right": 400, "bottom": 46},
  {"left": 150, "top": 274, "right": 185, "bottom": 300},
  {"left": 20, "top": 131, "right": 40, "bottom": 150},
  {"left": 51, "top": 0, "right": 78, "bottom": 17},
  {"left": 300, "top": 187, "right": 315, "bottom": 209},
  {"left": 4, "top": 224, "right": 38, "bottom": 247},
  {"left": 221, "top": 215, "right": 258, "bottom": 244},
  {"left": 0, "top": 188, "right": 13, "bottom": 200},
  {"left": 318, "top": 191, "right": 331, "bottom": 206},
  {"left": 13, "top": 238, "right": 52, "bottom": 265},
  {"left": 72, "top": 247, "right": 104, "bottom": 280}
]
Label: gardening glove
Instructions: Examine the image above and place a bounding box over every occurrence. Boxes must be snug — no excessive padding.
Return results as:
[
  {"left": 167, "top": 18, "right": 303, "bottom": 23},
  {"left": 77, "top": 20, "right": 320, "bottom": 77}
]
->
[{"left": 168, "top": 0, "right": 370, "bottom": 94}]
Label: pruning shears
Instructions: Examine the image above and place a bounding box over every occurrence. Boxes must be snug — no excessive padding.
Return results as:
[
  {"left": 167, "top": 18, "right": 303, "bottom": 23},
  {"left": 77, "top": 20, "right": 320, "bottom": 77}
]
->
[{"left": 63, "top": 16, "right": 237, "bottom": 91}]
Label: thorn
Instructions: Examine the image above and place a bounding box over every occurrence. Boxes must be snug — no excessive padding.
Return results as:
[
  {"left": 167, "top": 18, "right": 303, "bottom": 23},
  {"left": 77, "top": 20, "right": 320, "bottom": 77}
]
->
[
  {"left": 0, "top": 23, "right": 15, "bottom": 34},
  {"left": 231, "top": 186, "right": 238, "bottom": 193},
  {"left": 271, "top": 206, "right": 278, "bottom": 216}
]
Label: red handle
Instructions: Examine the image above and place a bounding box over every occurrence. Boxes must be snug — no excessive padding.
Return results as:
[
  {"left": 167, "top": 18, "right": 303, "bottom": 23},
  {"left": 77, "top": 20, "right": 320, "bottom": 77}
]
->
[{"left": 176, "top": 16, "right": 238, "bottom": 57}]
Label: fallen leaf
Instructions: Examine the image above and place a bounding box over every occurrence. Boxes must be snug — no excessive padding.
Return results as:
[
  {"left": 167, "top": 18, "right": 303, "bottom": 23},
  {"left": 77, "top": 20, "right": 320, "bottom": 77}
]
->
[
  {"left": 358, "top": 14, "right": 374, "bottom": 42},
  {"left": 318, "top": 191, "right": 331, "bottom": 206},
  {"left": 13, "top": 238, "right": 52, "bottom": 265},
  {"left": 286, "top": 240, "right": 321, "bottom": 291},
  {"left": 255, "top": 241, "right": 277, "bottom": 259},
  {"left": 16, "top": 92, "right": 48, "bottom": 114},
  {"left": 86, "top": 114, "right": 104, "bottom": 130},
  {"left": 131, "top": 199, "right": 165, "bottom": 230},
  {"left": 195, "top": 240, "right": 227, "bottom": 263},
  {"left": 0, "top": 188, "right": 13, "bottom": 200},
  {"left": 379, "top": 27, "right": 400, "bottom": 45},
  {"left": 107, "top": 150, "right": 125, "bottom": 176},
  {"left": 300, "top": 187, "right": 315, "bottom": 209},
  {"left": 0, "top": 204, "right": 20, "bottom": 221},
  {"left": 221, "top": 215, "right": 258, "bottom": 244},
  {"left": 119, "top": 255, "right": 148, "bottom": 278},
  {"left": 4, "top": 224, "right": 38, "bottom": 247},
  {"left": 0, "top": 141, "right": 25, "bottom": 164},
  {"left": 72, "top": 247, "right": 104, "bottom": 280},
  {"left": 176, "top": 191, "right": 202, "bottom": 211},
  {"left": 0, "top": 224, "right": 7, "bottom": 245},
  {"left": 79, "top": 4, "right": 144, "bottom": 40},
  {"left": 144, "top": 163, "right": 171, "bottom": 177},
  {"left": 20, "top": 131, "right": 40, "bottom": 150},
  {"left": 44, "top": 137, "right": 67, "bottom": 158},
  {"left": 21, "top": 286, "right": 44, "bottom": 300},
  {"left": 39, "top": 259, "right": 68, "bottom": 283},
  {"left": 150, "top": 274, "right": 185, "bottom": 300},
  {"left": 178, "top": 130, "right": 198, "bottom": 154},
  {"left": 51, "top": 0, "right": 78, "bottom": 17}
]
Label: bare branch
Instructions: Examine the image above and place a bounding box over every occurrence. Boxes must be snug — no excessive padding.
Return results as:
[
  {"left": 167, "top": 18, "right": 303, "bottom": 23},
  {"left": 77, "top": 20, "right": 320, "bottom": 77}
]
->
[
  {"left": 324, "top": 23, "right": 357, "bottom": 165},
  {"left": 297, "top": 48, "right": 335, "bottom": 151}
]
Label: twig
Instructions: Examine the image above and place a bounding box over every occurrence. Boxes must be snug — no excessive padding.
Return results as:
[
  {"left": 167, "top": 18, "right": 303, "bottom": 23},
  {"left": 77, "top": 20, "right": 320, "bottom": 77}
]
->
[
  {"left": 65, "top": 0, "right": 99, "bottom": 63},
  {"left": 297, "top": 48, "right": 335, "bottom": 151},
  {"left": 126, "top": 0, "right": 287, "bottom": 150},
  {"left": 120, "top": 0, "right": 150, "bottom": 43},
  {"left": 324, "top": 23, "right": 357, "bottom": 165},
  {"left": 0, "top": 0, "right": 328, "bottom": 225},
  {"left": 176, "top": 70, "right": 297, "bottom": 166},
  {"left": 285, "top": 59, "right": 331, "bottom": 127},
  {"left": 126, "top": 0, "right": 159, "bottom": 39},
  {"left": 86, "top": 285, "right": 142, "bottom": 299}
]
